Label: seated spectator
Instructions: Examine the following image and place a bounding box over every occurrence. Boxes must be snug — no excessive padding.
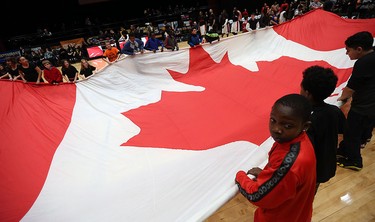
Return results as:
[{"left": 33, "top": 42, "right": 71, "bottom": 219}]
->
[
  {"left": 42, "top": 28, "right": 52, "bottom": 37},
  {"left": 187, "top": 28, "right": 203, "bottom": 48},
  {"left": 79, "top": 58, "right": 96, "bottom": 79},
  {"left": 144, "top": 33, "right": 164, "bottom": 53},
  {"left": 42, "top": 59, "right": 64, "bottom": 84},
  {"left": 121, "top": 33, "right": 144, "bottom": 55}
]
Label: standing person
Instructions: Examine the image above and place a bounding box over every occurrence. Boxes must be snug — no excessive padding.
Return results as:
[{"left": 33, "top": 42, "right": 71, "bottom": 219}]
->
[
  {"left": 79, "top": 58, "right": 96, "bottom": 79},
  {"left": 231, "top": 7, "right": 242, "bottom": 35},
  {"left": 235, "top": 93, "right": 316, "bottom": 222},
  {"left": 121, "top": 33, "right": 145, "bottom": 55},
  {"left": 300, "top": 65, "right": 346, "bottom": 193},
  {"left": 219, "top": 9, "right": 230, "bottom": 38},
  {"left": 241, "top": 13, "right": 251, "bottom": 33},
  {"left": 41, "top": 59, "right": 64, "bottom": 85},
  {"left": 61, "top": 59, "right": 79, "bottom": 83},
  {"left": 102, "top": 41, "right": 120, "bottom": 64},
  {"left": 336, "top": 31, "right": 375, "bottom": 171},
  {"left": 207, "top": 8, "right": 217, "bottom": 32},
  {"left": 17, "top": 56, "right": 43, "bottom": 84},
  {"left": 163, "top": 24, "right": 179, "bottom": 51},
  {"left": 197, "top": 10, "right": 207, "bottom": 37}
]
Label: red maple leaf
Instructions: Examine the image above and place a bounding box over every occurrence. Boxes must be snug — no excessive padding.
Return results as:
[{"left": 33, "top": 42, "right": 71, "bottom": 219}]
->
[{"left": 122, "top": 47, "right": 352, "bottom": 150}]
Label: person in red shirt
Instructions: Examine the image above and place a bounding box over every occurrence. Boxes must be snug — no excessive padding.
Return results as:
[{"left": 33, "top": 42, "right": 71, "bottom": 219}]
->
[
  {"left": 235, "top": 93, "right": 316, "bottom": 222},
  {"left": 42, "top": 59, "right": 64, "bottom": 84}
]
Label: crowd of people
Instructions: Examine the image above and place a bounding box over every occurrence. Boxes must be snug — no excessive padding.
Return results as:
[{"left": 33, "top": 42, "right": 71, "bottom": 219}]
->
[{"left": 2, "top": 0, "right": 373, "bottom": 82}]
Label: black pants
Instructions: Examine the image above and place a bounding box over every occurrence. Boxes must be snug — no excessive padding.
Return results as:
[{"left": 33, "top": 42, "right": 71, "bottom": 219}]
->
[{"left": 338, "top": 109, "right": 374, "bottom": 163}]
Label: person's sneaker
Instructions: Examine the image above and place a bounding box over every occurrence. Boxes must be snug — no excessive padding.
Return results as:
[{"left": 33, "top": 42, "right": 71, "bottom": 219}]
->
[
  {"left": 336, "top": 155, "right": 347, "bottom": 165},
  {"left": 336, "top": 149, "right": 346, "bottom": 159},
  {"left": 337, "top": 159, "right": 363, "bottom": 171}
]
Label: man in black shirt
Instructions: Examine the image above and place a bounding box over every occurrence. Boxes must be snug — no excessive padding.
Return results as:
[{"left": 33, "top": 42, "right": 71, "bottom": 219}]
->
[{"left": 337, "top": 31, "right": 375, "bottom": 171}]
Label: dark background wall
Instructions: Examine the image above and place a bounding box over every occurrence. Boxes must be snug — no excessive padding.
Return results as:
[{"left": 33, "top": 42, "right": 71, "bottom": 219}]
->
[{"left": 1, "top": 0, "right": 266, "bottom": 52}]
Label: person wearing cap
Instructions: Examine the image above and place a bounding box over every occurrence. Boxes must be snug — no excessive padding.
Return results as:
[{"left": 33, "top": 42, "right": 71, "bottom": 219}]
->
[{"left": 42, "top": 59, "right": 64, "bottom": 84}]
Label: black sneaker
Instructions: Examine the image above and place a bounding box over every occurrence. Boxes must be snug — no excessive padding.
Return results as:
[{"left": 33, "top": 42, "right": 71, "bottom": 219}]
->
[
  {"left": 336, "top": 155, "right": 347, "bottom": 165},
  {"left": 337, "top": 159, "right": 363, "bottom": 171},
  {"left": 336, "top": 149, "right": 346, "bottom": 159}
]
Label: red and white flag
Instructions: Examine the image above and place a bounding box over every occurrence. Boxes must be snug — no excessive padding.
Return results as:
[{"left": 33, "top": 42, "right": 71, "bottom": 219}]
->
[{"left": 1, "top": 9, "right": 374, "bottom": 222}]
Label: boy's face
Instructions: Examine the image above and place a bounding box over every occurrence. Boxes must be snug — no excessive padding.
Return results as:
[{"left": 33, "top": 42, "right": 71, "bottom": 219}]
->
[
  {"left": 345, "top": 46, "right": 361, "bottom": 60},
  {"left": 269, "top": 103, "right": 308, "bottom": 143}
]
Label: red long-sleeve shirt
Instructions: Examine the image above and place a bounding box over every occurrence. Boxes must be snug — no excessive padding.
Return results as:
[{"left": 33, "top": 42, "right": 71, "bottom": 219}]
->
[
  {"left": 43, "top": 67, "right": 63, "bottom": 84},
  {"left": 235, "top": 132, "right": 316, "bottom": 222}
]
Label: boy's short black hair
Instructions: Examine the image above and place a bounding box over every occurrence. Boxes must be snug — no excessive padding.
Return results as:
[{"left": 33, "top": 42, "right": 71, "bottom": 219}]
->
[
  {"left": 274, "top": 94, "right": 312, "bottom": 122},
  {"left": 345, "top": 31, "right": 374, "bottom": 50},
  {"left": 301, "top": 65, "right": 338, "bottom": 102}
]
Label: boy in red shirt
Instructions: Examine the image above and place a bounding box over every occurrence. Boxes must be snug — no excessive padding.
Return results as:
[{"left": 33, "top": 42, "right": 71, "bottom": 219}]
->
[
  {"left": 235, "top": 94, "right": 316, "bottom": 222},
  {"left": 42, "top": 60, "right": 64, "bottom": 84}
]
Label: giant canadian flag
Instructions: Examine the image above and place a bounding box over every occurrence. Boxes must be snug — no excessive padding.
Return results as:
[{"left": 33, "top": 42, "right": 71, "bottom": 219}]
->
[{"left": 1, "top": 9, "right": 375, "bottom": 222}]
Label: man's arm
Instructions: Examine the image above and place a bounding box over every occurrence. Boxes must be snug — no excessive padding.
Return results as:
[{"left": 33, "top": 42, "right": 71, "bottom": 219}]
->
[{"left": 337, "top": 86, "right": 355, "bottom": 102}]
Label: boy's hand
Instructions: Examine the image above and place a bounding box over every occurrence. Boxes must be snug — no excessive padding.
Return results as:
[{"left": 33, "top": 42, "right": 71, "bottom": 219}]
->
[{"left": 247, "top": 167, "right": 262, "bottom": 177}]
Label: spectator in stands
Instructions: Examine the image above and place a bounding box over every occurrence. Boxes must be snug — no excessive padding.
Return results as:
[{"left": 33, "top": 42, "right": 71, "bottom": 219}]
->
[
  {"left": 144, "top": 33, "right": 164, "bottom": 53},
  {"left": 42, "top": 59, "right": 64, "bottom": 84},
  {"left": 241, "top": 13, "right": 251, "bottom": 33},
  {"left": 279, "top": 10, "right": 288, "bottom": 24},
  {"left": 197, "top": 10, "right": 207, "bottom": 37},
  {"left": 61, "top": 59, "right": 79, "bottom": 83},
  {"left": 119, "top": 30, "right": 129, "bottom": 43},
  {"left": 129, "top": 24, "right": 142, "bottom": 39},
  {"left": 17, "top": 56, "right": 43, "bottom": 84},
  {"left": 58, "top": 47, "right": 69, "bottom": 63},
  {"left": 219, "top": 9, "right": 230, "bottom": 37},
  {"left": 44, "top": 47, "right": 57, "bottom": 67},
  {"left": 279, "top": 0, "right": 289, "bottom": 14},
  {"left": 207, "top": 8, "right": 217, "bottom": 32},
  {"left": 187, "top": 28, "right": 203, "bottom": 48},
  {"left": 79, "top": 58, "right": 96, "bottom": 79},
  {"left": 121, "top": 33, "right": 145, "bottom": 55},
  {"left": 294, "top": 4, "right": 305, "bottom": 18},
  {"left": 269, "top": 11, "right": 279, "bottom": 26},
  {"left": 163, "top": 24, "right": 179, "bottom": 51},
  {"left": 103, "top": 41, "right": 120, "bottom": 64},
  {"left": 231, "top": 7, "right": 242, "bottom": 35},
  {"left": 309, "top": 0, "right": 323, "bottom": 10},
  {"left": 0, "top": 63, "right": 12, "bottom": 80},
  {"left": 248, "top": 12, "right": 260, "bottom": 30},
  {"left": 323, "top": 0, "right": 334, "bottom": 12},
  {"left": 42, "top": 28, "right": 52, "bottom": 37}
]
